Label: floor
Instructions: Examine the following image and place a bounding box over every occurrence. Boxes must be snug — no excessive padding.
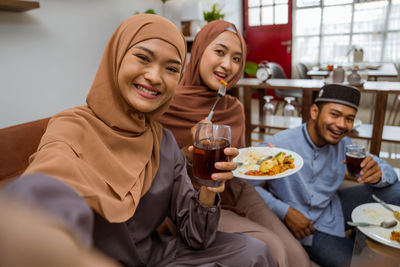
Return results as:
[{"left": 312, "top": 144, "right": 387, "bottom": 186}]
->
[{"left": 248, "top": 94, "right": 400, "bottom": 171}]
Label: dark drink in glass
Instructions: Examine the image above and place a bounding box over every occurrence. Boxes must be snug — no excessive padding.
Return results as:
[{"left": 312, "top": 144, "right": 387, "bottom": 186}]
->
[
  {"left": 345, "top": 144, "right": 366, "bottom": 177},
  {"left": 192, "top": 124, "right": 231, "bottom": 187}
]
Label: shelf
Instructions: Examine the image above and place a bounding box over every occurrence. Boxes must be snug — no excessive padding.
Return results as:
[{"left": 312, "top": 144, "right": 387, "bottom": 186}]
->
[{"left": 0, "top": 0, "right": 39, "bottom": 12}]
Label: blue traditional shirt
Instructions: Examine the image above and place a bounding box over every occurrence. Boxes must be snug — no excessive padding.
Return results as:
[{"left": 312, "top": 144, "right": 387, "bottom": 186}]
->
[{"left": 251, "top": 123, "right": 399, "bottom": 246}]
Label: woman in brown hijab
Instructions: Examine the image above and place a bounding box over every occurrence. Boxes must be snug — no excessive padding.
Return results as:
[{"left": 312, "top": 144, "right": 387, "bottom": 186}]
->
[
  {"left": 2, "top": 14, "right": 274, "bottom": 267},
  {"left": 159, "top": 20, "right": 310, "bottom": 267}
]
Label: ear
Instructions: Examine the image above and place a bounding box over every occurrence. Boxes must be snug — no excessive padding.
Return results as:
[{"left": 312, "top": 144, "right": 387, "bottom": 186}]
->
[{"left": 310, "top": 104, "right": 319, "bottom": 120}]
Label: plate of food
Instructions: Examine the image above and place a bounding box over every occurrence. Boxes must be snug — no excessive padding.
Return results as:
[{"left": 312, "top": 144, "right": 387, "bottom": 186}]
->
[
  {"left": 233, "top": 147, "right": 303, "bottom": 180},
  {"left": 351, "top": 203, "right": 400, "bottom": 249}
]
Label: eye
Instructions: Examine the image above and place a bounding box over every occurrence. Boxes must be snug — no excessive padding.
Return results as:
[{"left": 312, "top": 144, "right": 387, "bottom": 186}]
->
[
  {"left": 346, "top": 117, "right": 355, "bottom": 123},
  {"left": 215, "top": 49, "right": 225, "bottom": 56},
  {"left": 233, "top": 56, "right": 242, "bottom": 63},
  {"left": 330, "top": 112, "right": 339, "bottom": 118},
  {"left": 166, "top": 66, "right": 179, "bottom": 73},
  {"left": 135, "top": 54, "right": 150, "bottom": 63}
]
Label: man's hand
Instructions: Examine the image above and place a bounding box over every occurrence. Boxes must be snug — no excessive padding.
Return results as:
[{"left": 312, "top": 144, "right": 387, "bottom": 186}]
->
[
  {"left": 284, "top": 207, "right": 315, "bottom": 239},
  {"left": 358, "top": 156, "right": 382, "bottom": 184}
]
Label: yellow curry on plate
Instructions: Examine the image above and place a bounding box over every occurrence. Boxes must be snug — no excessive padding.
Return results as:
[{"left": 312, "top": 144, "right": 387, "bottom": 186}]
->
[{"left": 244, "top": 152, "right": 295, "bottom": 176}]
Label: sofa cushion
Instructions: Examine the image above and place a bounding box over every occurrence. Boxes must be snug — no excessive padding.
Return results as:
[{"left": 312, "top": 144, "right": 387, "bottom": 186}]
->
[{"left": 0, "top": 118, "right": 50, "bottom": 186}]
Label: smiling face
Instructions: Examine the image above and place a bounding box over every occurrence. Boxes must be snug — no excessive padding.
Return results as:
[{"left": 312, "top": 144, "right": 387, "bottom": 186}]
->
[
  {"left": 117, "top": 38, "right": 183, "bottom": 113},
  {"left": 198, "top": 31, "right": 242, "bottom": 91},
  {"left": 308, "top": 102, "right": 357, "bottom": 146}
]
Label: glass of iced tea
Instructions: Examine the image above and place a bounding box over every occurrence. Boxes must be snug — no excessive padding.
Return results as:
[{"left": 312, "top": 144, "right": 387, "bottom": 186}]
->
[
  {"left": 192, "top": 123, "right": 231, "bottom": 187},
  {"left": 345, "top": 144, "right": 366, "bottom": 177}
]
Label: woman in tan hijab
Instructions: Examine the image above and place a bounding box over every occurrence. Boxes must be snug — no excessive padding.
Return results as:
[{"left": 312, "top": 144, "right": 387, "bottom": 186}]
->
[
  {"left": 2, "top": 14, "right": 274, "bottom": 266},
  {"left": 159, "top": 20, "right": 310, "bottom": 267}
]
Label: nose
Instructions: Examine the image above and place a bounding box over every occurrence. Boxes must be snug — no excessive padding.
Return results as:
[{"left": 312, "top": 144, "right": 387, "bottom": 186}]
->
[
  {"left": 220, "top": 56, "right": 232, "bottom": 72},
  {"left": 335, "top": 116, "right": 346, "bottom": 130},
  {"left": 143, "top": 65, "right": 162, "bottom": 85}
]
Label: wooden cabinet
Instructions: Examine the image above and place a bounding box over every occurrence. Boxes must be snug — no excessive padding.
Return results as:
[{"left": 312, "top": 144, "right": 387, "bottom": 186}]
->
[{"left": 0, "top": 0, "right": 40, "bottom": 12}]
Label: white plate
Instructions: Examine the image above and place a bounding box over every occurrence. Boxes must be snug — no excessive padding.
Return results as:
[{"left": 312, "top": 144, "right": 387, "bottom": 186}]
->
[
  {"left": 351, "top": 203, "right": 400, "bottom": 249},
  {"left": 233, "top": 147, "right": 304, "bottom": 180}
]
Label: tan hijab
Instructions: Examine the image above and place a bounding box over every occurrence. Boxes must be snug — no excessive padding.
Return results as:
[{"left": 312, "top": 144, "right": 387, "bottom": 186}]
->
[
  {"left": 24, "top": 14, "right": 186, "bottom": 223},
  {"left": 159, "top": 20, "right": 247, "bottom": 148}
]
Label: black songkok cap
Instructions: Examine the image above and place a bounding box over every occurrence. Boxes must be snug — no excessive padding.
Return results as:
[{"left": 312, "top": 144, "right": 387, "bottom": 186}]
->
[{"left": 315, "top": 83, "right": 360, "bottom": 110}]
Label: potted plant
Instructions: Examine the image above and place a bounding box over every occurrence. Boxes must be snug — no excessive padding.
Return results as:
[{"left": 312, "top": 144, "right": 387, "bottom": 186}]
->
[
  {"left": 203, "top": 4, "right": 225, "bottom": 22},
  {"left": 134, "top": 9, "right": 156, "bottom": 15},
  {"left": 244, "top": 61, "right": 258, "bottom": 77}
]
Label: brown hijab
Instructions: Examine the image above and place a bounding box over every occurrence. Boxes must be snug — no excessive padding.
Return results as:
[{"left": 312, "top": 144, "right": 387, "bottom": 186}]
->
[
  {"left": 159, "top": 20, "right": 247, "bottom": 149},
  {"left": 24, "top": 14, "right": 186, "bottom": 223}
]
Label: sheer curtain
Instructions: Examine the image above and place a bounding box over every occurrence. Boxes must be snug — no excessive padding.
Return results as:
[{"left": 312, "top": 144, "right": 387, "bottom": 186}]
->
[{"left": 293, "top": 0, "right": 400, "bottom": 65}]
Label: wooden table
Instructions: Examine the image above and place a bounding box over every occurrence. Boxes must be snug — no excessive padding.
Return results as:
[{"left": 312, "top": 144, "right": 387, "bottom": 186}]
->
[
  {"left": 350, "top": 230, "right": 400, "bottom": 267},
  {"left": 307, "top": 63, "right": 398, "bottom": 81},
  {"left": 235, "top": 78, "right": 400, "bottom": 155}
]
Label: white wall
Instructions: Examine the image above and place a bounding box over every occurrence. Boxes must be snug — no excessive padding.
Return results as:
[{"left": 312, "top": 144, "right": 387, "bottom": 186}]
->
[{"left": 0, "top": 0, "right": 242, "bottom": 128}]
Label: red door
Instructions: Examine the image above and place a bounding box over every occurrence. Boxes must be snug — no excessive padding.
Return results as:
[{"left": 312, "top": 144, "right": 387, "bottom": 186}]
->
[{"left": 243, "top": 0, "right": 292, "bottom": 77}]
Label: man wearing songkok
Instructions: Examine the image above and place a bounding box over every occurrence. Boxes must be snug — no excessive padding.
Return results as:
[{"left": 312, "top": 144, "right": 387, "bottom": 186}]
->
[{"left": 251, "top": 84, "right": 400, "bottom": 267}]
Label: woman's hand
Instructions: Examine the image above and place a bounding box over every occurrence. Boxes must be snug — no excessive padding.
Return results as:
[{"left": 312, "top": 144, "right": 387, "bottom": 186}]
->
[
  {"left": 191, "top": 146, "right": 238, "bottom": 206},
  {"left": 182, "top": 119, "right": 212, "bottom": 163},
  {"left": 188, "top": 146, "right": 238, "bottom": 193},
  {"left": 190, "top": 118, "right": 211, "bottom": 143},
  {"left": 210, "top": 146, "right": 239, "bottom": 193}
]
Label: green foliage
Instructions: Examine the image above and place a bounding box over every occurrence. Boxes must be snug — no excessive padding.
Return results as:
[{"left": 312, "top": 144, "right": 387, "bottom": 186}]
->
[
  {"left": 160, "top": 0, "right": 169, "bottom": 3},
  {"left": 134, "top": 9, "right": 156, "bottom": 15},
  {"left": 203, "top": 4, "right": 225, "bottom": 23},
  {"left": 244, "top": 61, "right": 258, "bottom": 76},
  {"left": 144, "top": 9, "right": 156, "bottom": 14}
]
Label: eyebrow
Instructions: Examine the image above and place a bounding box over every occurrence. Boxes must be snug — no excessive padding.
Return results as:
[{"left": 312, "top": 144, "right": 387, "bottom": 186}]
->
[
  {"left": 135, "top": 45, "right": 182, "bottom": 65},
  {"left": 215, "top": 43, "right": 242, "bottom": 56}
]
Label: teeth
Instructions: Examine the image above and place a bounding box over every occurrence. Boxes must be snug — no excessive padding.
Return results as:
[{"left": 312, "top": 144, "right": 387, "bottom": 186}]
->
[
  {"left": 136, "top": 85, "right": 158, "bottom": 96},
  {"left": 330, "top": 129, "right": 342, "bottom": 135}
]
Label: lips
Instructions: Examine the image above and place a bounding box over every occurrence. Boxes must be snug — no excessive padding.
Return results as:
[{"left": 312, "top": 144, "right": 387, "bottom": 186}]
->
[
  {"left": 328, "top": 127, "right": 345, "bottom": 139},
  {"left": 135, "top": 84, "right": 160, "bottom": 99},
  {"left": 214, "top": 71, "right": 227, "bottom": 80}
]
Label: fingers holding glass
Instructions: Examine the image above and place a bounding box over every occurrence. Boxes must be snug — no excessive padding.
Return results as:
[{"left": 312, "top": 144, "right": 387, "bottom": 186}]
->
[{"left": 192, "top": 123, "right": 231, "bottom": 188}]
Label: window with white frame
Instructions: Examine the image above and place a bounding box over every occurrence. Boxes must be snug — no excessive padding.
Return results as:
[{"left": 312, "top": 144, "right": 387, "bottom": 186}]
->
[
  {"left": 293, "top": 0, "right": 400, "bottom": 65},
  {"left": 248, "top": 0, "right": 289, "bottom": 26}
]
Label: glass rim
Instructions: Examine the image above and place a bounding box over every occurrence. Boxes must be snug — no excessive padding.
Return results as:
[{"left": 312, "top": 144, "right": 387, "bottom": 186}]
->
[
  {"left": 345, "top": 144, "right": 365, "bottom": 150},
  {"left": 197, "top": 123, "right": 231, "bottom": 129}
]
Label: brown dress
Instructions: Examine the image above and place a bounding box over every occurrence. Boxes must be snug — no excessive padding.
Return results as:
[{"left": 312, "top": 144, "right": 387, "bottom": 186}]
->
[{"left": 159, "top": 20, "right": 310, "bottom": 267}]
